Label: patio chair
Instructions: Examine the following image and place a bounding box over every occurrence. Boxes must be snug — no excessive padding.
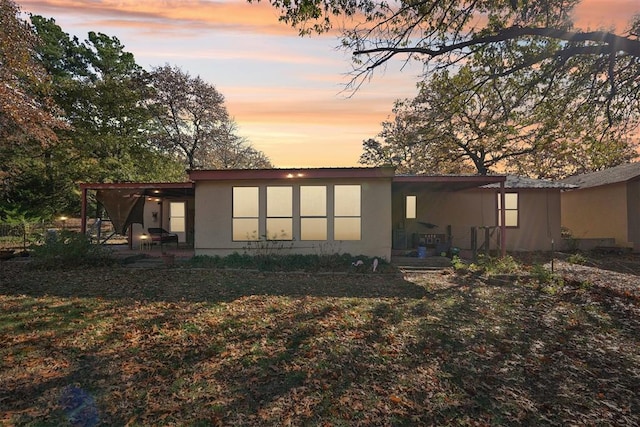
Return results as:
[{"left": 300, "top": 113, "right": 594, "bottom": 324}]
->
[{"left": 147, "top": 227, "right": 179, "bottom": 248}]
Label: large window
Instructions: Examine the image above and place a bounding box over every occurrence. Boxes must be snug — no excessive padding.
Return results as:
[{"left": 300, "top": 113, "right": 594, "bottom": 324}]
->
[
  {"left": 334, "top": 185, "right": 361, "bottom": 240},
  {"left": 233, "top": 187, "right": 259, "bottom": 240},
  {"left": 497, "top": 192, "right": 519, "bottom": 227},
  {"left": 300, "top": 186, "right": 327, "bottom": 240},
  {"left": 266, "top": 186, "right": 293, "bottom": 240}
]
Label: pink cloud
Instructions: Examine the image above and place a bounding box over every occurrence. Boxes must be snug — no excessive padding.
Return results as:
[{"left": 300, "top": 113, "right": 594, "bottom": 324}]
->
[
  {"left": 573, "top": 0, "right": 639, "bottom": 32},
  {"left": 20, "top": 0, "right": 299, "bottom": 35}
]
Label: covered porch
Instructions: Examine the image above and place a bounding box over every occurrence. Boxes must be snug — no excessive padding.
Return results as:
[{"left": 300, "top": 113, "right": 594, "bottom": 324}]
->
[
  {"left": 391, "top": 175, "right": 507, "bottom": 259},
  {"left": 80, "top": 182, "right": 195, "bottom": 250}
]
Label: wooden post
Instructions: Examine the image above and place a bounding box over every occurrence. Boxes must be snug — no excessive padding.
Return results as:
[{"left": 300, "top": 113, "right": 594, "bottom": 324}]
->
[
  {"left": 80, "top": 187, "right": 87, "bottom": 234},
  {"left": 499, "top": 181, "right": 506, "bottom": 257},
  {"left": 485, "top": 227, "right": 491, "bottom": 256},
  {"left": 471, "top": 226, "right": 477, "bottom": 261}
]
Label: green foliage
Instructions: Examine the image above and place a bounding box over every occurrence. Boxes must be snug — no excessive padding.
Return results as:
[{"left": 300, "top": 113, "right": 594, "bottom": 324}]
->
[
  {"left": 567, "top": 252, "right": 588, "bottom": 265},
  {"left": 529, "top": 263, "right": 561, "bottom": 285},
  {"left": 451, "top": 255, "right": 467, "bottom": 271},
  {"left": 459, "top": 254, "right": 523, "bottom": 277},
  {"left": 188, "top": 252, "right": 394, "bottom": 273},
  {"left": 30, "top": 230, "right": 115, "bottom": 268}
]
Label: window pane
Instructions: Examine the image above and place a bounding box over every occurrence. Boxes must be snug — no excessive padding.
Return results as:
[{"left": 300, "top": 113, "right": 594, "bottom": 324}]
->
[
  {"left": 505, "top": 211, "right": 518, "bottom": 227},
  {"left": 504, "top": 193, "right": 518, "bottom": 210},
  {"left": 406, "top": 195, "right": 416, "bottom": 219},
  {"left": 170, "top": 202, "right": 185, "bottom": 217},
  {"left": 170, "top": 217, "right": 185, "bottom": 233},
  {"left": 335, "top": 218, "right": 361, "bottom": 240},
  {"left": 233, "top": 218, "right": 259, "bottom": 241},
  {"left": 300, "top": 186, "right": 326, "bottom": 216},
  {"left": 266, "top": 218, "right": 292, "bottom": 240},
  {"left": 267, "top": 186, "right": 292, "bottom": 217},
  {"left": 335, "top": 185, "right": 360, "bottom": 216},
  {"left": 233, "top": 187, "right": 259, "bottom": 217},
  {"left": 301, "top": 218, "right": 327, "bottom": 240}
]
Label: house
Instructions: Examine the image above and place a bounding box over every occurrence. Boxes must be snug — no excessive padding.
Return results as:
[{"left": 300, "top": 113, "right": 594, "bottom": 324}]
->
[
  {"left": 80, "top": 167, "right": 570, "bottom": 259},
  {"left": 561, "top": 162, "right": 640, "bottom": 251}
]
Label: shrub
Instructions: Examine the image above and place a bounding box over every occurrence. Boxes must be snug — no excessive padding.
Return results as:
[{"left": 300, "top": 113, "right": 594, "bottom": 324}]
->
[
  {"left": 567, "top": 252, "right": 588, "bottom": 265},
  {"left": 30, "top": 230, "right": 115, "bottom": 269},
  {"left": 187, "top": 252, "right": 395, "bottom": 273}
]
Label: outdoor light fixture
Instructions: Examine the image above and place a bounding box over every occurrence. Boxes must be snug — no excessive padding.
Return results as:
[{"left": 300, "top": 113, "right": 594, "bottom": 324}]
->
[
  {"left": 139, "top": 233, "right": 150, "bottom": 250},
  {"left": 59, "top": 216, "right": 68, "bottom": 229}
]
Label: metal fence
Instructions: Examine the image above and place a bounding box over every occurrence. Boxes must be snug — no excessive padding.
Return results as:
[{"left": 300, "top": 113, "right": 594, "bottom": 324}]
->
[
  {"left": 0, "top": 218, "right": 124, "bottom": 250},
  {"left": 0, "top": 222, "right": 50, "bottom": 251}
]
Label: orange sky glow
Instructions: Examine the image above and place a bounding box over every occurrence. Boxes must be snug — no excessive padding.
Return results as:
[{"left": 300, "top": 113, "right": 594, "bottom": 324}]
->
[{"left": 18, "top": 0, "right": 639, "bottom": 168}]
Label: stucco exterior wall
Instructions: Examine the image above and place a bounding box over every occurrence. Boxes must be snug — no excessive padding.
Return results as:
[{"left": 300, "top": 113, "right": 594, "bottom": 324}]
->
[
  {"left": 561, "top": 182, "right": 630, "bottom": 247},
  {"left": 193, "top": 178, "right": 392, "bottom": 259},
  {"left": 627, "top": 180, "right": 640, "bottom": 251},
  {"left": 503, "top": 189, "right": 561, "bottom": 252},
  {"left": 392, "top": 189, "right": 496, "bottom": 251},
  {"left": 392, "top": 188, "right": 562, "bottom": 252}
]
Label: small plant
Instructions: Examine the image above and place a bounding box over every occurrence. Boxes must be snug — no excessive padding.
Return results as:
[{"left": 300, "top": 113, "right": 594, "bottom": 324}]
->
[
  {"left": 530, "top": 263, "right": 556, "bottom": 284},
  {"left": 186, "top": 252, "right": 394, "bottom": 273},
  {"left": 451, "top": 255, "right": 468, "bottom": 271},
  {"left": 31, "top": 230, "right": 115, "bottom": 268},
  {"left": 473, "top": 254, "right": 521, "bottom": 276},
  {"left": 567, "top": 252, "right": 588, "bottom": 265},
  {"left": 242, "top": 233, "right": 294, "bottom": 257}
]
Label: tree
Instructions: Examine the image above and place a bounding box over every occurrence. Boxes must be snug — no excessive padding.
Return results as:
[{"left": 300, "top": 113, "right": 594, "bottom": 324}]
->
[
  {"left": 30, "top": 19, "right": 177, "bottom": 182},
  {"left": 256, "top": 0, "right": 639, "bottom": 93},
  {"left": 360, "top": 66, "right": 636, "bottom": 177},
  {"left": 0, "top": 0, "right": 64, "bottom": 148},
  {"left": 149, "top": 65, "right": 271, "bottom": 170},
  {"left": 199, "top": 120, "right": 272, "bottom": 169},
  {"left": 3, "top": 17, "right": 185, "bottom": 217},
  {"left": 257, "top": 0, "right": 640, "bottom": 173}
]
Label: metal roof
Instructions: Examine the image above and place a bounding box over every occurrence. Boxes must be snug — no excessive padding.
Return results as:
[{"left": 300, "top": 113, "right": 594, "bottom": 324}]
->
[
  {"left": 482, "top": 175, "right": 576, "bottom": 189},
  {"left": 560, "top": 163, "right": 640, "bottom": 189},
  {"left": 188, "top": 167, "right": 396, "bottom": 181}
]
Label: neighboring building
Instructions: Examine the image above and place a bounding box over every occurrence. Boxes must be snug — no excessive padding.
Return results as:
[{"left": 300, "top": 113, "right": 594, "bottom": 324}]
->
[
  {"left": 561, "top": 162, "right": 640, "bottom": 251},
  {"left": 80, "top": 167, "right": 572, "bottom": 259}
]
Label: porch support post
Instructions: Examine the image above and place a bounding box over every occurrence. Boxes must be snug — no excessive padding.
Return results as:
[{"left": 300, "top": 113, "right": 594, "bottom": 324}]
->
[
  {"left": 500, "top": 181, "right": 506, "bottom": 257},
  {"left": 81, "top": 186, "right": 88, "bottom": 234}
]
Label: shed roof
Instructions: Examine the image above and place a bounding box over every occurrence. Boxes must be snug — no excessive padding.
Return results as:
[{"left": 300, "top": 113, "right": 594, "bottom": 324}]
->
[
  {"left": 560, "top": 163, "right": 640, "bottom": 189},
  {"left": 482, "top": 175, "right": 576, "bottom": 189}
]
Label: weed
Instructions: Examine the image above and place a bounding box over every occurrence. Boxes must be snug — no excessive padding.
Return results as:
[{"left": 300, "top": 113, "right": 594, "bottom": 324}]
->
[
  {"left": 530, "top": 263, "right": 555, "bottom": 284},
  {"left": 451, "top": 255, "right": 467, "bottom": 271},
  {"left": 187, "top": 252, "right": 394, "bottom": 273},
  {"left": 567, "top": 252, "right": 588, "bottom": 265}
]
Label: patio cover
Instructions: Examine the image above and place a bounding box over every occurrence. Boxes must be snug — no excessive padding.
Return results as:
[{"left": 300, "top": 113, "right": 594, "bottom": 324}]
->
[
  {"left": 80, "top": 182, "right": 195, "bottom": 238},
  {"left": 96, "top": 189, "right": 145, "bottom": 235}
]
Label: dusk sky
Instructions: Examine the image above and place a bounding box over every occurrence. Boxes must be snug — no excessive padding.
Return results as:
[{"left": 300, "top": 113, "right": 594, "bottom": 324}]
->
[{"left": 19, "top": 0, "right": 639, "bottom": 168}]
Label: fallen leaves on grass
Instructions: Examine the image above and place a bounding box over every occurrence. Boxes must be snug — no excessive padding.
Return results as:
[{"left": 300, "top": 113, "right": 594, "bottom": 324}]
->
[{"left": 0, "top": 261, "right": 639, "bottom": 426}]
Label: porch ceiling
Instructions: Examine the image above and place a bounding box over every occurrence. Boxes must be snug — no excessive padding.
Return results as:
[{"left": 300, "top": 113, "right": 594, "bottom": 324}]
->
[{"left": 80, "top": 182, "right": 194, "bottom": 199}]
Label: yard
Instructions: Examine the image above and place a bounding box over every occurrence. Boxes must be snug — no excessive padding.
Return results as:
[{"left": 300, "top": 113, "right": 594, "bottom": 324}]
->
[{"left": 1, "top": 258, "right": 639, "bottom": 426}]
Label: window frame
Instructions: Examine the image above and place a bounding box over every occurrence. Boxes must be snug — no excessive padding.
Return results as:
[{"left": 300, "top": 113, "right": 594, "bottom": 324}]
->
[
  {"left": 232, "top": 186, "right": 260, "bottom": 241},
  {"left": 334, "top": 184, "right": 361, "bottom": 241},
  {"left": 405, "top": 195, "right": 417, "bottom": 219},
  {"left": 497, "top": 191, "right": 519, "bottom": 228},
  {"left": 300, "top": 185, "right": 327, "bottom": 241},
  {"left": 266, "top": 186, "right": 293, "bottom": 240}
]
